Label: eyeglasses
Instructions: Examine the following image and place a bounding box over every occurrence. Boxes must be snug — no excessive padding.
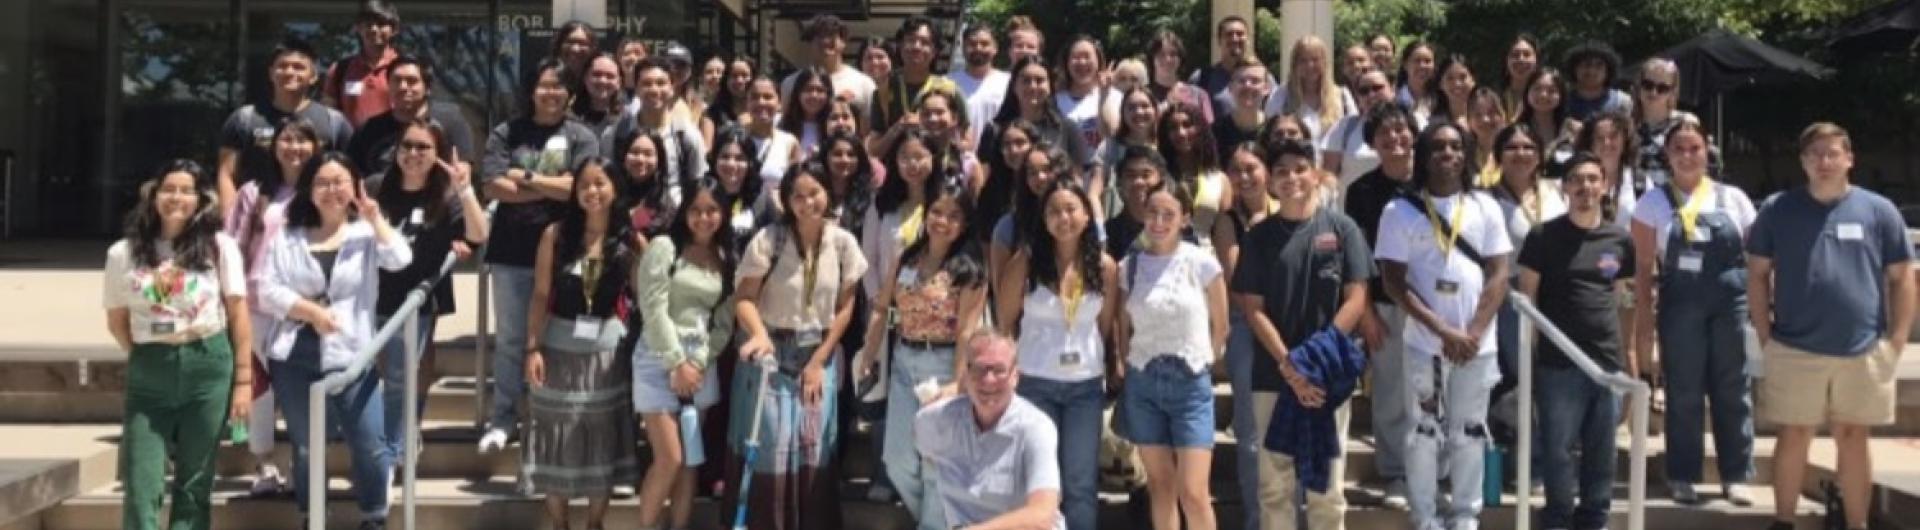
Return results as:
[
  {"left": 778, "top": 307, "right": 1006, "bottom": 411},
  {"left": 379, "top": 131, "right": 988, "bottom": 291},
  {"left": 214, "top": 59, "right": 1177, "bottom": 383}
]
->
[
  {"left": 968, "top": 363, "right": 1013, "bottom": 379},
  {"left": 1638, "top": 80, "right": 1675, "bottom": 94},
  {"left": 399, "top": 141, "right": 435, "bottom": 153}
]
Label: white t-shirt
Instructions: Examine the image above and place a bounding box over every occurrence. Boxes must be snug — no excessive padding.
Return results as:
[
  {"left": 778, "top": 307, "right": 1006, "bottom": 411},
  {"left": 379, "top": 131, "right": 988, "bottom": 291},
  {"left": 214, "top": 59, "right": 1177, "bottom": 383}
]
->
[
  {"left": 1325, "top": 115, "right": 1380, "bottom": 193},
  {"left": 952, "top": 68, "right": 1010, "bottom": 144},
  {"left": 1055, "top": 88, "right": 1121, "bottom": 156},
  {"left": 1494, "top": 179, "right": 1570, "bottom": 251},
  {"left": 103, "top": 234, "right": 248, "bottom": 344},
  {"left": 1122, "top": 243, "right": 1222, "bottom": 371},
  {"left": 756, "top": 130, "right": 799, "bottom": 201},
  {"left": 1373, "top": 191, "right": 1513, "bottom": 357},
  {"left": 1629, "top": 180, "right": 1757, "bottom": 260}
]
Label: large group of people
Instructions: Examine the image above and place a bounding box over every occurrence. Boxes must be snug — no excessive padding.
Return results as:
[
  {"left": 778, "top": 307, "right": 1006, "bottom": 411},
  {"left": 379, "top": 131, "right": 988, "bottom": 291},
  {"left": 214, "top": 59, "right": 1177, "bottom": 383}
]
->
[{"left": 100, "top": 2, "right": 1915, "bottom": 530}]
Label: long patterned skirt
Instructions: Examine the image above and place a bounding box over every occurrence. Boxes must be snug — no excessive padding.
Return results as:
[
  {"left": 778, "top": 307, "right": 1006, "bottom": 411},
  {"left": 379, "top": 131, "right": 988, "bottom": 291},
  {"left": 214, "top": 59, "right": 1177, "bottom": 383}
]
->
[
  {"left": 526, "top": 317, "right": 641, "bottom": 498},
  {"left": 724, "top": 339, "right": 843, "bottom": 530}
]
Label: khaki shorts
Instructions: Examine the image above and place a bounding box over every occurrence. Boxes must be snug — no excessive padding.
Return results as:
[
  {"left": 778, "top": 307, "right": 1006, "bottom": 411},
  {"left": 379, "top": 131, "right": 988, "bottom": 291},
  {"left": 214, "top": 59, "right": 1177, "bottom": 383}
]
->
[{"left": 1759, "top": 339, "right": 1900, "bottom": 427}]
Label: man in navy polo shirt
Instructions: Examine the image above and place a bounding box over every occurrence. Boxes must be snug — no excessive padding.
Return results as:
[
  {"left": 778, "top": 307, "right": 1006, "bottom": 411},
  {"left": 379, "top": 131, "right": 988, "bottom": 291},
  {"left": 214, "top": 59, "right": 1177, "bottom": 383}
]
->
[{"left": 1749, "top": 122, "right": 1916, "bottom": 530}]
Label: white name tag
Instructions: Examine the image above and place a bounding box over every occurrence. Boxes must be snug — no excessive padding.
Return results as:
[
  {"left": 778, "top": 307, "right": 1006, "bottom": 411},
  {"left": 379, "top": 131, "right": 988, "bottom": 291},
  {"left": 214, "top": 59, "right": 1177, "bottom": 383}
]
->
[
  {"left": 1059, "top": 351, "right": 1083, "bottom": 367},
  {"left": 345, "top": 80, "right": 365, "bottom": 97},
  {"left": 572, "top": 317, "right": 604, "bottom": 340},
  {"left": 149, "top": 319, "right": 178, "bottom": 336},
  {"left": 897, "top": 267, "right": 919, "bottom": 286},
  {"left": 409, "top": 208, "right": 425, "bottom": 225},
  {"left": 1837, "top": 223, "right": 1864, "bottom": 241},
  {"left": 1677, "top": 251, "right": 1704, "bottom": 273}
]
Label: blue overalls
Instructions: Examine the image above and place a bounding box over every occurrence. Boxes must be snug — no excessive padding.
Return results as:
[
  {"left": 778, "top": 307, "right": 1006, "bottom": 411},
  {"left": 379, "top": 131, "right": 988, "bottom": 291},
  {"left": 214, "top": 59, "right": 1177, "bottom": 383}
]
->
[{"left": 1655, "top": 183, "right": 1754, "bottom": 485}]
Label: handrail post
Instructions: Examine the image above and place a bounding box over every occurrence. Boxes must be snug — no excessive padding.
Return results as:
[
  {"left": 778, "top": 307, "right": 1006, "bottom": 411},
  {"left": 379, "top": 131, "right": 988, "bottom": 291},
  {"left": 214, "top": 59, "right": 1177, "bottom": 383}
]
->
[
  {"left": 475, "top": 263, "right": 492, "bottom": 430},
  {"left": 308, "top": 381, "right": 326, "bottom": 530},
  {"left": 403, "top": 311, "right": 421, "bottom": 530},
  {"left": 1516, "top": 309, "right": 1533, "bottom": 530},
  {"left": 1628, "top": 385, "right": 1650, "bottom": 530}
]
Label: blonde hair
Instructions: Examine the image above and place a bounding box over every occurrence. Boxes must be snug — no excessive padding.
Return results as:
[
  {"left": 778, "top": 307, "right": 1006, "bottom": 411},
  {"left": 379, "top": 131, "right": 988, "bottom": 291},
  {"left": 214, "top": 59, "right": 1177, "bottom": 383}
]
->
[{"left": 1284, "top": 36, "right": 1342, "bottom": 128}]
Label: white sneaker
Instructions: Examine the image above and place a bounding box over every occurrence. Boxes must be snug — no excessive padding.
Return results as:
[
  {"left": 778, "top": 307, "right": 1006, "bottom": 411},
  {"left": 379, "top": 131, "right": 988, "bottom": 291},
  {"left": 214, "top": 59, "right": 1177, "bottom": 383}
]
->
[
  {"left": 1384, "top": 478, "right": 1410, "bottom": 510},
  {"left": 478, "top": 428, "right": 510, "bottom": 453},
  {"left": 1670, "top": 480, "right": 1701, "bottom": 505},
  {"left": 1722, "top": 483, "right": 1753, "bottom": 507},
  {"left": 250, "top": 463, "right": 287, "bottom": 497}
]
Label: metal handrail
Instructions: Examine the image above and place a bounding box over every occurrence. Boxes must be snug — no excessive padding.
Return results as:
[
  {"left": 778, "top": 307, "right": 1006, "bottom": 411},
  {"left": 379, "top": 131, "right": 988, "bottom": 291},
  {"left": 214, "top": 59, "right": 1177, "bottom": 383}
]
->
[
  {"left": 308, "top": 250, "right": 460, "bottom": 530},
  {"left": 1509, "top": 292, "right": 1651, "bottom": 530}
]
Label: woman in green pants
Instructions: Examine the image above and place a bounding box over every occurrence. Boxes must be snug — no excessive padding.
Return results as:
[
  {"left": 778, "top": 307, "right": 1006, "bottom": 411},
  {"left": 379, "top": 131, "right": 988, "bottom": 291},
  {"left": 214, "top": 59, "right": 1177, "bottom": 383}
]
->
[{"left": 103, "top": 159, "right": 254, "bottom": 530}]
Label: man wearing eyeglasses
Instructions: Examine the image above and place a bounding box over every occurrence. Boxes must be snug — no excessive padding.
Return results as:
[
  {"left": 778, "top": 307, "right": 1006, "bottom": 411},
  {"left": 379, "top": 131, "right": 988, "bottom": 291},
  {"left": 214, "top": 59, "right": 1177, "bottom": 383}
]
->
[
  {"left": 915, "top": 332, "right": 1066, "bottom": 530},
  {"left": 344, "top": 56, "right": 476, "bottom": 191}
]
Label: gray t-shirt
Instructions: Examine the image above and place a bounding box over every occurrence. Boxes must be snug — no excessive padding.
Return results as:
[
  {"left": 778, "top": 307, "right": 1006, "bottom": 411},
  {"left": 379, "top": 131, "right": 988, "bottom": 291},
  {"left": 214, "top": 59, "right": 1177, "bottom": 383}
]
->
[
  {"left": 915, "top": 395, "right": 1065, "bottom": 530},
  {"left": 1747, "top": 186, "right": 1913, "bottom": 356}
]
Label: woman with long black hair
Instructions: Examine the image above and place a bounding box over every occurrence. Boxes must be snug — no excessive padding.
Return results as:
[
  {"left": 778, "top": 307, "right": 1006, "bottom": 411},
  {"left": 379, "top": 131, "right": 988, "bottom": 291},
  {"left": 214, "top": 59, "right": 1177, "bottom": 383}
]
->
[
  {"left": 224, "top": 117, "right": 317, "bottom": 497},
  {"left": 1517, "top": 67, "right": 1577, "bottom": 178},
  {"left": 707, "top": 127, "right": 769, "bottom": 247},
  {"left": 983, "top": 55, "right": 1093, "bottom": 181},
  {"left": 632, "top": 175, "right": 737, "bottom": 530},
  {"left": 728, "top": 160, "right": 868, "bottom": 529},
  {"left": 612, "top": 129, "right": 681, "bottom": 251},
  {"left": 373, "top": 120, "right": 489, "bottom": 471},
  {"left": 700, "top": 56, "right": 757, "bottom": 148},
  {"left": 996, "top": 177, "right": 1119, "bottom": 530},
  {"left": 858, "top": 180, "right": 989, "bottom": 530},
  {"left": 107, "top": 160, "right": 253, "bottom": 530},
  {"left": 821, "top": 131, "right": 878, "bottom": 236},
  {"left": 523, "top": 157, "right": 640, "bottom": 530},
  {"left": 778, "top": 68, "right": 836, "bottom": 156},
  {"left": 976, "top": 119, "right": 1042, "bottom": 247}
]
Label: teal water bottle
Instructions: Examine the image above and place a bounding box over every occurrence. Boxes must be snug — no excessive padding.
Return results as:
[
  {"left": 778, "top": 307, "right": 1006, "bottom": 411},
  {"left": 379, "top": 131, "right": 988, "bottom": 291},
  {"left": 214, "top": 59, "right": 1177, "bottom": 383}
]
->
[
  {"left": 681, "top": 403, "right": 705, "bottom": 467},
  {"left": 228, "top": 421, "right": 249, "bottom": 444},
  {"left": 1484, "top": 444, "right": 1505, "bottom": 507}
]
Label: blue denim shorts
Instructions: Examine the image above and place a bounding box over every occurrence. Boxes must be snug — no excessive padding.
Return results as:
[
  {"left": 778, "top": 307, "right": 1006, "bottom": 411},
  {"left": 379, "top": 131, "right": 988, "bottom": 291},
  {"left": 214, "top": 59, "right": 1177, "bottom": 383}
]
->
[
  {"left": 1121, "top": 356, "right": 1216, "bottom": 449},
  {"left": 631, "top": 342, "right": 721, "bottom": 413}
]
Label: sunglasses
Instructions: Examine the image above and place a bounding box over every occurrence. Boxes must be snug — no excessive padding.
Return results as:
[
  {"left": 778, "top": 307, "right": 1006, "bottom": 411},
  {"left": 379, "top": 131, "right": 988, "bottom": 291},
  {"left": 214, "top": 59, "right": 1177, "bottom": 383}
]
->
[{"left": 1638, "top": 80, "right": 1675, "bottom": 94}]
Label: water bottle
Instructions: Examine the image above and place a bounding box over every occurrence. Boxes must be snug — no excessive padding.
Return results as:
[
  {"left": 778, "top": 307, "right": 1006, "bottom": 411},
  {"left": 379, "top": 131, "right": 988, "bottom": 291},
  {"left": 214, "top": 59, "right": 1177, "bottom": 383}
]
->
[
  {"left": 1742, "top": 323, "right": 1765, "bottom": 377},
  {"left": 680, "top": 403, "right": 705, "bottom": 467},
  {"left": 228, "top": 421, "right": 249, "bottom": 444},
  {"left": 1484, "top": 444, "right": 1505, "bottom": 507}
]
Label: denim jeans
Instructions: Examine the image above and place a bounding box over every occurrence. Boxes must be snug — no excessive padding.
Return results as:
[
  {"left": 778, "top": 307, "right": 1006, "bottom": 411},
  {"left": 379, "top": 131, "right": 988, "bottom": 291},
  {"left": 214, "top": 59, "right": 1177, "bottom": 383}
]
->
[
  {"left": 880, "top": 341, "right": 956, "bottom": 530},
  {"left": 1536, "top": 365, "right": 1619, "bottom": 530},
  {"left": 488, "top": 265, "right": 536, "bottom": 430},
  {"left": 1016, "top": 375, "right": 1103, "bottom": 530},
  {"left": 379, "top": 313, "right": 436, "bottom": 465},
  {"left": 1657, "top": 296, "right": 1753, "bottom": 484},
  {"left": 1225, "top": 312, "right": 1262, "bottom": 530},
  {"left": 1121, "top": 357, "right": 1214, "bottom": 448},
  {"left": 271, "top": 331, "right": 390, "bottom": 520},
  {"left": 1370, "top": 303, "right": 1411, "bottom": 480},
  {"left": 1405, "top": 352, "right": 1497, "bottom": 530}
]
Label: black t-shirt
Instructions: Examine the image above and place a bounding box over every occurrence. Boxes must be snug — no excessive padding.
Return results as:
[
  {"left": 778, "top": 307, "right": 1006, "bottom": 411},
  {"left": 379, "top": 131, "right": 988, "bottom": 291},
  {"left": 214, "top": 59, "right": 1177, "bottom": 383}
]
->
[
  {"left": 1212, "top": 117, "right": 1260, "bottom": 163},
  {"left": 480, "top": 117, "right": 601, "bottom": 267},
  {"left": 1104, "top": 215, "right": 1144, "bottom": 260},
  {"left": 376, "top": 188, "right": 464, "bottom": 316},
  {"left": 1517, "top": 216, "right": 1636, "bottom": 370},
  {"left": 1229, "top": 208, "right": 1375, "bottom": 391},
  {"left": 979, "top": 118, "right": 1094, "bottom": 172},
  {"left": 1342, "top": 168, "right": 1412, "bottom": 305},
  {"left": 346, "top": 106, "right": 478, "bottom": 190},
  {"left": 220, "top": 101, "right": 354, "bottom": 185},
  {"left": 1188, "top": 64, "right": 1235, "bottom": 118}
]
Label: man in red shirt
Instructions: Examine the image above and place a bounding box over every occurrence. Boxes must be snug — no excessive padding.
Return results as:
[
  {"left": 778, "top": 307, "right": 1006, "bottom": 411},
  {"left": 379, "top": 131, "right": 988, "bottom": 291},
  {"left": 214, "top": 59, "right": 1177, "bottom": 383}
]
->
[{"left": 324, "top": 0, "right": 401, "bottom": 128}]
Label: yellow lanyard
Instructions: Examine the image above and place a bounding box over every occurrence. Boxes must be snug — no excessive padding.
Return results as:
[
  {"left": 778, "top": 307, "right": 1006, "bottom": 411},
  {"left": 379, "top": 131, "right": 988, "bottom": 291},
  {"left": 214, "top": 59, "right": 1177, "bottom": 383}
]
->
[
  {"left": 1191, "top": 172, "right": 1215, "bottom": 212},
  {"left": 580, "top": 255, "right": 603, "bottom": 314},
  {"left": 1675, "top": 179, "right": 1713, "bottom": 240},
  {"left": 800, "top": 239, "right": 822, "bottom": 312},
  {"left": 1475, "top": 155, "right": 1502, "bottom": 189},
  {"left": 1423, "top": 192, "right": 1467, "bottom": 258},
  {"left": 897, "top": 204, "right": 925, "bottom": 247},
  {"left": 893, "top": 74, "right": 937, "bottom": 122},
  {"left": 1061, "top": 271, "right": 1084, "bottom": 332}
]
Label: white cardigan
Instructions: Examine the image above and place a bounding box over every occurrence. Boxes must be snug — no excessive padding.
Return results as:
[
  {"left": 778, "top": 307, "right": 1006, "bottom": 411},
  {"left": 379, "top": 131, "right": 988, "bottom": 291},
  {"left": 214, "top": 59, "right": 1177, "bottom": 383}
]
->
[{"left": 258, "top": 221, "right": 413, "bottom": 370}]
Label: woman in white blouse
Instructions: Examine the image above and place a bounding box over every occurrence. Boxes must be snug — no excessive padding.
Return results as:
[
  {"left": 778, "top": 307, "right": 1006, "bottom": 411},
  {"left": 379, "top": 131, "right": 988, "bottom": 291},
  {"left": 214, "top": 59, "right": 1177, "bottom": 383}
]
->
[
  {"left": 1115, "top": 176, "right": 1229, "bottom": 530},
  {"left": 257, "top": 152, "right": 413, "bottom": 527},
  {"left": 104, "top": 160, "right": 253, "bottom": 530},
  {"left": 995, "top": 177, "right": 1119, "bottom": 530}
]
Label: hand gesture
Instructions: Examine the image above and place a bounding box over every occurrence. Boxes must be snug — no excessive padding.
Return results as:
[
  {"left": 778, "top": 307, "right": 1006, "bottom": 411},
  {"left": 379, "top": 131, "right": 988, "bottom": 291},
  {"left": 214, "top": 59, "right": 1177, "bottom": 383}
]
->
[
  {"left": 525, "top": 350, "right": 547, "bottom": 388},
  {"left": 356, "top": 182, "right": 384, "bottom": 223},
  {"left": 442, "top": 147, "right": 472, "bottom": 195}
]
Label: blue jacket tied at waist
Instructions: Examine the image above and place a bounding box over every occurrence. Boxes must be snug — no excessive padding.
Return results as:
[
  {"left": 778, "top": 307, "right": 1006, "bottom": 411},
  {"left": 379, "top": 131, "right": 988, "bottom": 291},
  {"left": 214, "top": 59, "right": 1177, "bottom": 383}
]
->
[{"left": 1262, "top": 327, "right": 1367, "bottom": 493}]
